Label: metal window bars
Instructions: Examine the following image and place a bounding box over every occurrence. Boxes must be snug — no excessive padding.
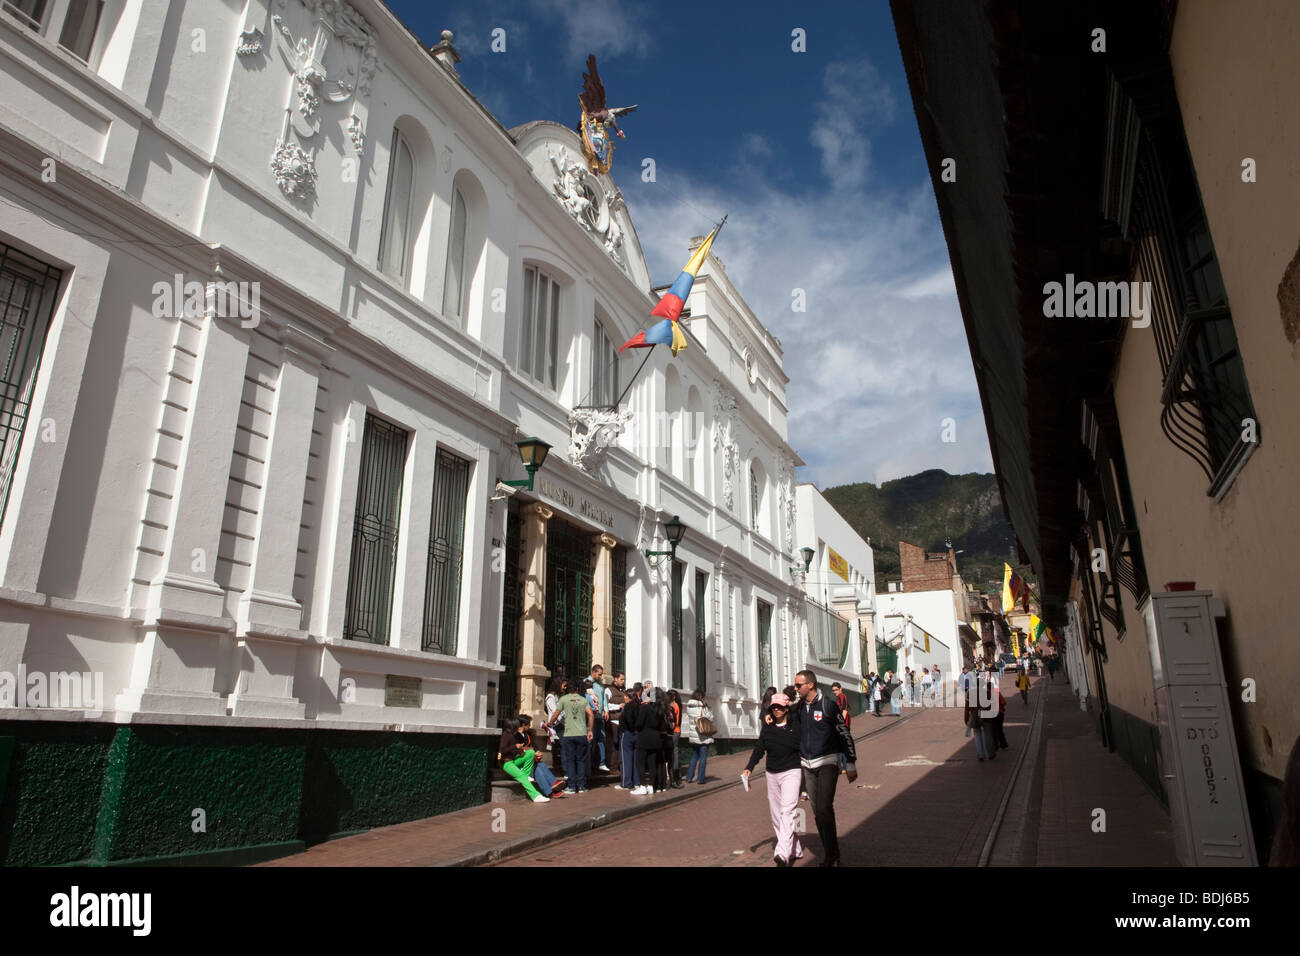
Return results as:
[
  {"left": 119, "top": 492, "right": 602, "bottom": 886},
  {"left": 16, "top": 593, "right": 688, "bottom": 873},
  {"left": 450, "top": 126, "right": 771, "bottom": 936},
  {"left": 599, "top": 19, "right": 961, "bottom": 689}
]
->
[
  {"left": 342, "top": 415, "right": 408, "bottom": 644},
  {"left": 421, "top": 448, "right": 471, "bottom": 655},
  {"left": 0, "top": 242, "right": 63, "bottom": 533}
]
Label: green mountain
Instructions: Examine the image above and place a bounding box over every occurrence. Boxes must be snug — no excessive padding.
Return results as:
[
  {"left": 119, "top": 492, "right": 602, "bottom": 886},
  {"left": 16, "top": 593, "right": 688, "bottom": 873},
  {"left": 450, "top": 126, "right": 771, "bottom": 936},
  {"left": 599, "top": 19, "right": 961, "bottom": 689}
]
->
[{"left": 821, "top": 469, "right": 1027, "bottom": 596}]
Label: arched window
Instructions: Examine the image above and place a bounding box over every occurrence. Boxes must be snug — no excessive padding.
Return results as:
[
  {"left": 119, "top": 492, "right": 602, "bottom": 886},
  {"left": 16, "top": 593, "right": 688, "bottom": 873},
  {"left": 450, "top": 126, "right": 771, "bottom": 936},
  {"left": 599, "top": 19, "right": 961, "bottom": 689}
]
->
[
  {"left": 442, "top": 186, "right": 468, "bottom": 318},
  {"left": 378, "top": 130, "right": 415, "bottom": 279}
]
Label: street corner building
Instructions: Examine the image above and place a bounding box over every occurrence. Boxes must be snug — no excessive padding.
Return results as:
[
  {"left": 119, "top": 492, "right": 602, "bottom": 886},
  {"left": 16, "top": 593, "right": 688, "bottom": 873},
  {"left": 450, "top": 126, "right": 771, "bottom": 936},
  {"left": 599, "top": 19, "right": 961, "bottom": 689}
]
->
[
  {"left": 891, "top": 0, "right": 1300, "bottom": 863},
  {"left": 0, "top": 0, "right": 867, "bottom": 865}
]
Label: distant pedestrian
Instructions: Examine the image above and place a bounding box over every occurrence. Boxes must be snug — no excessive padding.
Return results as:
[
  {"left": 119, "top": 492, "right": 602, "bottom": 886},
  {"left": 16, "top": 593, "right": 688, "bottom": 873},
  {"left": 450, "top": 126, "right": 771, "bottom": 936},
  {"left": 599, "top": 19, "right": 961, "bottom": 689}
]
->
[
  {"left": 548, "top": 679, "right": 593, "bottom": 793},
  {"left": 889, "top": 673, "right": 902, "bottom": 716},
  {"left": 607, "top": 672, "right": 626, "bottom": 774},
  {"left": 793, "top": 670, "right": 857, "bottom": 866},
  {"left": 542, "top": 677, "right": 564, "bottom": 771},
  {"left": 931, "top": 664, "right": 941, "bottom": 697},
  {"left": 743, "top": 692, "right": 804, "bottom": 866},
  {"left": 655, "top": 694, "right": 675, "bottom": 791},
  {"left": 667, "top": 689, "right": 684, "bottom": 788},
  {"left": 685, "top": 689, "right": 715, "bottom": 784},
  {"left": 872, "top": 673, "right": 884, "bottom": 716},
  {"left": 990, "top": 677, "right": 1009, "bottom": 750},
  {"left": 631, "top": 686, "right": 666, "bottom": 795},
  {"left": 617, "top": 684, "right": 642, "bottom": 790},
  {"left": 831, "top": 682, "right": 851, "bottom": 771},
  {"left": 921, "top": 666, "right": 934, "bottom": 705},
  {"left": 588, "top": 666, "right": 610, "bottom": 771},
  {"left": 964, "top": 676, "right": 995, "bottom": 762},
  {"left": 1016, "top": 671, "right": 1030, "bottom": 704}
]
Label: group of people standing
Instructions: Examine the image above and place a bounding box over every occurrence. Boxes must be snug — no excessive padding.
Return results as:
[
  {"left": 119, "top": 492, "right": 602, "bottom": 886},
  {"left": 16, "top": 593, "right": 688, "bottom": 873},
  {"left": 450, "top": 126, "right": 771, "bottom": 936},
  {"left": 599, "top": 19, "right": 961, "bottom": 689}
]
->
[
  {"left": 743, "top": 671, "right": 857, "bottom": 866},
  {"left": 498, "top": 665, "right": 718, "bottom": 802}
]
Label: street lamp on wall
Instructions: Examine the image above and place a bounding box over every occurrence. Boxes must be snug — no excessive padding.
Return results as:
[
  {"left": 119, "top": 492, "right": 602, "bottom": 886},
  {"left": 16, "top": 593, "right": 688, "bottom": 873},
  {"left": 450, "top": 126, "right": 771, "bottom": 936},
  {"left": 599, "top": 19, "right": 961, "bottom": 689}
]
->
[
  {"left": 644, "top": 514, "right": 686, "bottom": 566},
  {"left": 497, "top": 437, "right": 551, "bottom": 493}
]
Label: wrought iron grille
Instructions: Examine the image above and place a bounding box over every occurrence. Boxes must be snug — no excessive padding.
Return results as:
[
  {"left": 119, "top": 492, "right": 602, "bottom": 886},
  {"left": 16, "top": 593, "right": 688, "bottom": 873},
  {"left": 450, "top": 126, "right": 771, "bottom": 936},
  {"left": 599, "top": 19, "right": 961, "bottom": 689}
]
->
[
  {"left": 544, "top": 520, "right": 593, "bottom": 681},
  {"left": 670, "top": 560, "right": 684, "bottom": 688},
  {"left": 421, "top": 448, "right": 471, "bottom": 654},
  {"left": 343, "top": 414, "right": 408, "bottom": 644},
  {"left": 611, "top": 546, "right": 626, "bottom": 676},
  {"left": 875, "top": 640, "right": 898, "bottom": 676},
  {"left": 1131, "top": 129, "right": 1258, "bottom": 498},
  {"left": 497, "top": 510, "right": 523, "bottom": 723},
  {"left": 0, "top": 243, "right": 62, "bottom": 533},
  {"left": 806, "top": 597, "right": 850, "bottom": 667},
  {"left": 694, "top": 569, "right": 708, "bottom": 693},
  {"left": 757, "top": 600, "right": 772, "bottom": 692}
]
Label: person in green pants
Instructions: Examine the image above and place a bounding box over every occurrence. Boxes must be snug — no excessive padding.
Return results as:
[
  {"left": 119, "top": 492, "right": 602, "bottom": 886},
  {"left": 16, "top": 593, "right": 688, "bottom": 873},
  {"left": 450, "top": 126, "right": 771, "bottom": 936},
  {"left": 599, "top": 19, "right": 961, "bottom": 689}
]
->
[{"left": 499, "top": 718, "right": 548, "bottom": 802}]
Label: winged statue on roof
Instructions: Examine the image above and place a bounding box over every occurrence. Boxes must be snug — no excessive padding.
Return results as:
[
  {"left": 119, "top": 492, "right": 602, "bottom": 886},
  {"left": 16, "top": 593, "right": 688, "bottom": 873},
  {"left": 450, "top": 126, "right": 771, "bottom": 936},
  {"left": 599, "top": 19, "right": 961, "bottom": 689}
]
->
[{"left": 578, "top": 54, "right": 637, "bottom": 175}]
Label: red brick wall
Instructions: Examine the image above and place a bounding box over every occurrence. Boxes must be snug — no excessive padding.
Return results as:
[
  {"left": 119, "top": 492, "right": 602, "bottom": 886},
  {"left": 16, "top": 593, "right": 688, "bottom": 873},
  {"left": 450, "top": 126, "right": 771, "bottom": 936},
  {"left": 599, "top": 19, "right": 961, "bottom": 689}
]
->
[{"left": 899, "top": 540, "right": 957, "bottom": 592}]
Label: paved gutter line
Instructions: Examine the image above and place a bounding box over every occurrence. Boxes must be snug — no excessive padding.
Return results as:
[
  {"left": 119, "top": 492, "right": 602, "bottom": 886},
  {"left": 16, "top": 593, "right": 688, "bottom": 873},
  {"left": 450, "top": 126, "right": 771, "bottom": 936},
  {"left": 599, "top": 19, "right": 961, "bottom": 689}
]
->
[
  {"left": 469, "top": 707, "right": 924, "bottom": 868},
  {"left": 978, "top": 677, "right": 1048, "bottom": 867}
]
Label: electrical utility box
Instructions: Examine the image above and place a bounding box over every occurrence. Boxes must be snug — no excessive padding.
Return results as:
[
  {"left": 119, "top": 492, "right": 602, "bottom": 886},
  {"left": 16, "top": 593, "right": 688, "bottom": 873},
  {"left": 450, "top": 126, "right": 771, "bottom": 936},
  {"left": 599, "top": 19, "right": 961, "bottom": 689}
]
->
[{"left": 1141, "top": 590, "right": 1256, "bottom": 866}]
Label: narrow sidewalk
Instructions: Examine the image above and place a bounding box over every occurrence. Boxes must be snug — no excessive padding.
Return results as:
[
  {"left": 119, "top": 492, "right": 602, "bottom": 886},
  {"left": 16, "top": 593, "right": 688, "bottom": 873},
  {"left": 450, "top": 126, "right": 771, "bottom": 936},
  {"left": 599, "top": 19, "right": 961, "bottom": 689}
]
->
[
  {"left": 260, "top": 705, "right": 920, "bottom": 867},
  {"left": 995, "top": 672, "right": 1178, "bottom": 866}
]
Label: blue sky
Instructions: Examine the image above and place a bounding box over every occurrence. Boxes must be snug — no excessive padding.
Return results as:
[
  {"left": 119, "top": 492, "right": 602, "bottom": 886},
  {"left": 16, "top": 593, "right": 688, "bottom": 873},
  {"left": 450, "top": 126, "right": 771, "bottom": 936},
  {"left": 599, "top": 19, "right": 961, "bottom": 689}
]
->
[{"left": 387, "top": 0, "right": 994, "bottom": 489}]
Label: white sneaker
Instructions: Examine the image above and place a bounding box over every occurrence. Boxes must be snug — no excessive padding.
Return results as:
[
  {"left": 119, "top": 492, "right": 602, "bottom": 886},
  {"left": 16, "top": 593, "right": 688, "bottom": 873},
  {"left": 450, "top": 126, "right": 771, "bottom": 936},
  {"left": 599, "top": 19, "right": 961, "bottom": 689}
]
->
[
  {"left": 631, "top": 786, "right": 648, "bottom": 795},
  {"left": 613, "top": 785, "right": 628, "bottom": 790},
  {"left": 598, "top": 764, "right": 611, "bottom": 771},
  {"left": 533, "top": 795, "right": 550, "bottom": 802}
]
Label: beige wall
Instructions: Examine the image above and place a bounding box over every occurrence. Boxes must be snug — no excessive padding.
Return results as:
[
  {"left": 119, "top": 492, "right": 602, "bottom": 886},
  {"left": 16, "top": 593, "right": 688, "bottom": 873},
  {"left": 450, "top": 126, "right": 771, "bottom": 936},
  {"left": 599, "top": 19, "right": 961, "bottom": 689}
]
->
[{"left": 1100, "top": 0, "right": 1300, "bottom": 782}]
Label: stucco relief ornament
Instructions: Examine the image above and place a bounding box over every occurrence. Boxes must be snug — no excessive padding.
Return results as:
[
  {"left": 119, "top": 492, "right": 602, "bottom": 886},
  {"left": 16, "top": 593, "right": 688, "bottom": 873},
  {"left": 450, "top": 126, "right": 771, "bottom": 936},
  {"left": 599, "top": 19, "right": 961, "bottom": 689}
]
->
[
  {"left": 268, "top": 0, "right": 378, "bottom": 200},
  {"left": 347, "top": 113, "right": 364, "bottom": 154},
  {"left": 567, "top": 406, "right": 631, "bottom": 473},
  {"left": 237, "top": 26, "right": 264, "bottom": 56},
  {"left": 547, "top": 145, "right": 626, "bottom": 268}
]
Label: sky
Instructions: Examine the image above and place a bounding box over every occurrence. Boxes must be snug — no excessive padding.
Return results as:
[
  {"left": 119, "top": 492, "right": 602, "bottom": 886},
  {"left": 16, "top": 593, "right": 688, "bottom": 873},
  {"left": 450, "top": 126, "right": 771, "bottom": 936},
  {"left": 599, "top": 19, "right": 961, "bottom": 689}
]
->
[{"left": 386, "top": 0, "right": 994, "bottom": 489}]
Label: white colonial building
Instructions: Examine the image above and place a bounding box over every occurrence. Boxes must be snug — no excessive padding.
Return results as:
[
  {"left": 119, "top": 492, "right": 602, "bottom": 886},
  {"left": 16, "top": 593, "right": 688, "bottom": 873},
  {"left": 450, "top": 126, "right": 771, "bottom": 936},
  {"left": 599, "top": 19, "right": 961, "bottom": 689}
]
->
[
  {"left": 793, "top": 483, "right": 875, "bottom": 699},
  {"left": 0, "top": 0, "right": 808, "bottom": 861}
]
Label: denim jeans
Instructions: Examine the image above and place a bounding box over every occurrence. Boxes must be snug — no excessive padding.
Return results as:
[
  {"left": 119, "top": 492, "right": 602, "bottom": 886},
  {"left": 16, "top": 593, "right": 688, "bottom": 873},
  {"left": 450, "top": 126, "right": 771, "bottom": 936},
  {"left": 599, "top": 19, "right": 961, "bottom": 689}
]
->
[
  {"left": 561, "top": 735, "right": 589, "bottom": 791},
  {"left": 533, "top": 758, "right": 557, "bottom": 796},
  {"left": 591, "top": 716, "right": 606, "bottom": 767},
  {"left": 620, "top": 728, "right": 637, "bottom": 787},
  {"left": 972, "top": 723, "right": 994, "bottom": 760},
  {"left": 687, "top": 742, "right": 709, "bottom": 782}
]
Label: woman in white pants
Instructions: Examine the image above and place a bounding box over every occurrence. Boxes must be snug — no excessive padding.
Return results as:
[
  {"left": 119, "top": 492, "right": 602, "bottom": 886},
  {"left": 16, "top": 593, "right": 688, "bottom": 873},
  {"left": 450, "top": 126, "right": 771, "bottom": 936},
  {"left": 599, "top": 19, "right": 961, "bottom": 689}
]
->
[{"left": 742, "top": 692, "right": 804, "bottom": 866}]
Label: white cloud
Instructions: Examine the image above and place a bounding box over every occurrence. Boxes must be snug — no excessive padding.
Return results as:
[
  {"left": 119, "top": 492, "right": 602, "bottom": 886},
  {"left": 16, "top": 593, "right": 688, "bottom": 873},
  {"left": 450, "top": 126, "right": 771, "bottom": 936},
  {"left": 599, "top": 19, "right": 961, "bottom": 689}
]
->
[
  {"left": 811, "top": 59, "right": 896, "bottom": 190},
  {"left": 533, "top": 0, "right": 652, "bottom": 62},
  {"left": 622, "top": 94, "right": 993, "bottom": 491}
]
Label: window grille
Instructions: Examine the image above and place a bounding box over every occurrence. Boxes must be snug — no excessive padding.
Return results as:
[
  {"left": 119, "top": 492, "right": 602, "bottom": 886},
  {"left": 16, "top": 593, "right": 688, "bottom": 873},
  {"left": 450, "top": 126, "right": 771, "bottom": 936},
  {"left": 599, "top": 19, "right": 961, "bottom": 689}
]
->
[
  {"left": 343, "top": 415, "right": 408, "bottom": 644},
  {"left": 0, "top": 242, "right": 63, "bottom": 532},
  {"left": 421, "top": 448, "right": 471, "bottom": 654}
]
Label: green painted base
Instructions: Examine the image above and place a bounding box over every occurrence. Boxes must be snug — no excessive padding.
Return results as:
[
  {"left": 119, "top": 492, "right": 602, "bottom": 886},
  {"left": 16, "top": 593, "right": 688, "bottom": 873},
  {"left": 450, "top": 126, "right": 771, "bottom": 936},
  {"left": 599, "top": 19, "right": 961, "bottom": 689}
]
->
[{"left": 0, "top": 722, "right": 496, "bottom": 867}]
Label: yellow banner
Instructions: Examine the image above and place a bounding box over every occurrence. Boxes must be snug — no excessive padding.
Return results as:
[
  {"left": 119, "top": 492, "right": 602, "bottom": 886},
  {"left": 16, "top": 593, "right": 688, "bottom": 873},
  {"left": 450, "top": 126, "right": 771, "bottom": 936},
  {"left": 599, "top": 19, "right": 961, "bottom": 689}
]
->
[{"left": 828, "top": 548, "right": 849, "bottom": 582}]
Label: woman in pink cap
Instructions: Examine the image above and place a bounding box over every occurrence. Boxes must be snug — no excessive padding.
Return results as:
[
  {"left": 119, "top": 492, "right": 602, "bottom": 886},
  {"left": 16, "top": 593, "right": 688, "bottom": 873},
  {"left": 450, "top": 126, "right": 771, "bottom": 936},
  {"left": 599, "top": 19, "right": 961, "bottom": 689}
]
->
[{"left": 742, "top": 692, "right": 804, "bottom": 866}]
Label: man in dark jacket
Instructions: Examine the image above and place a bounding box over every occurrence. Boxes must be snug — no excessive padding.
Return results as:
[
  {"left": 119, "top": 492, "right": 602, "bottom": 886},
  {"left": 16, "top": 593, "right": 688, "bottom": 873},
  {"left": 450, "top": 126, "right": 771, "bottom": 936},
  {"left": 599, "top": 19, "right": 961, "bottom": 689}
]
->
[{"left": 794, "top": 670, "right": 857, "bottom": 866}]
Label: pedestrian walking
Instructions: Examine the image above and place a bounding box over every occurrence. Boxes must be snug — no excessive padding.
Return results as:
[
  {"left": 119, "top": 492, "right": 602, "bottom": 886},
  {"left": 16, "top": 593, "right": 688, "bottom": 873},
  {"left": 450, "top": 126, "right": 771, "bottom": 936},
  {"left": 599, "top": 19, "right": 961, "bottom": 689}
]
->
[
  {"left": 548, "top": 679, "right": 593, "bottom": 793},
  {"left": 920, "top": 666, "right": 934, "bottom": 706},
  {"left": 931, "top": 664, "right": 941, "bottom": 699},
  {"left": 684, "top": 689, "right": 715, "bottom": 784},
  {"left": 617, "top": 684, "right": 642, "bottom": 790},
  {"left": 1016, "top": 670, "right": 1030, "bottom": 704},
  {"left": 743, "top": 692, "right": 804, "bottom": 866},
  {"left": 793, "top": 670, "right": 857, "bottom": 866},
  {"left": 872, "top": 673, "right": 884, "bottom": 716},
  {"left": 964, "top": 675, "right": 995, "bottom": 762}
]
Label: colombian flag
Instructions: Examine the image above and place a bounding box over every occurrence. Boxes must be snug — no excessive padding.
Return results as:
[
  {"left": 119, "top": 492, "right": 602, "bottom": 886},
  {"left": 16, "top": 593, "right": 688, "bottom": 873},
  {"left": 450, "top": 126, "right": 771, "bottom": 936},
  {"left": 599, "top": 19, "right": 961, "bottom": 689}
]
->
[
  {"left": 620, "top": 223, "right": 722, "bottom": 357},
  {"left": 1002, "top": 563, "right": 1026, "bottom": 615}
]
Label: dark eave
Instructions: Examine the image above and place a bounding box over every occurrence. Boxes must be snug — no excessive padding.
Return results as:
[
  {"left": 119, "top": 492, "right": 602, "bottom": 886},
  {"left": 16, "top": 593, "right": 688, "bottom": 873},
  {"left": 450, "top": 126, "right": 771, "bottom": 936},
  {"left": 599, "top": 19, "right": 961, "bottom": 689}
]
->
[{"left": 889, "top": 1, "right": 1173, "bottom": 617}]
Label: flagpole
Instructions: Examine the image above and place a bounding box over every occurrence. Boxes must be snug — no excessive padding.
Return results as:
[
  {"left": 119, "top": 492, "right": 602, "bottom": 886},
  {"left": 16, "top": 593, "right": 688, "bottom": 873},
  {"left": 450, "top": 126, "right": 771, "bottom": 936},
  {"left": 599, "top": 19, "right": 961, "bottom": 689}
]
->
[{"left": 613, "top": 346, "right": 654, "bottom": 409}]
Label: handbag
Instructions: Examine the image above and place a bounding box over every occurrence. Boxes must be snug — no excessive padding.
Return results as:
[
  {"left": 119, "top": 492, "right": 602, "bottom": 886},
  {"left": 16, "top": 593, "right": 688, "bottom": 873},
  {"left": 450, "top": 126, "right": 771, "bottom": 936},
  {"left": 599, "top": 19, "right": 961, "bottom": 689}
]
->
[{"left": 694, "top": 707, "right": 716, "bottom": 738}]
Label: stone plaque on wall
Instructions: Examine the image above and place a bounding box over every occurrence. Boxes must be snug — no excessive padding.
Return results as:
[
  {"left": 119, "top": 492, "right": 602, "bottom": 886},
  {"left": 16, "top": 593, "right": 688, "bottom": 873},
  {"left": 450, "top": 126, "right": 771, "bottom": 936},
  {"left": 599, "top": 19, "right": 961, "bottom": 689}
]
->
[{"left": 385, "top": 675, "right": 422, "bottom": 708}]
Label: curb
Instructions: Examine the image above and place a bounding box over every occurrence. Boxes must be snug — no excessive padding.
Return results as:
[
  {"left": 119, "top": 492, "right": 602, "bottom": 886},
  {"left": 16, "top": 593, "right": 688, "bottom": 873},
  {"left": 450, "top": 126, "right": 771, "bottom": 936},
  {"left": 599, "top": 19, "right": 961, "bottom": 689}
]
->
[{"left": 464, "top": 706, "right": 924, "bottom": 867}]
